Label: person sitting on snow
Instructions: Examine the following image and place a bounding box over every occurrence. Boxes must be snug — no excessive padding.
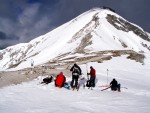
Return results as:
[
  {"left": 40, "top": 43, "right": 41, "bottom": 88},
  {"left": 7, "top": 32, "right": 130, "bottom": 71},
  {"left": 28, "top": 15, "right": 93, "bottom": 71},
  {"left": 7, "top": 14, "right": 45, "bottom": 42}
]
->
[
  {"left": 41, "top": 75, "right": 54, "bottom": 84},
  {"left": 110, "top": 78, "right": 121, "bottom": 92},
  {"left": 55, "top": 72, "right": 66, "bottom": 88}
]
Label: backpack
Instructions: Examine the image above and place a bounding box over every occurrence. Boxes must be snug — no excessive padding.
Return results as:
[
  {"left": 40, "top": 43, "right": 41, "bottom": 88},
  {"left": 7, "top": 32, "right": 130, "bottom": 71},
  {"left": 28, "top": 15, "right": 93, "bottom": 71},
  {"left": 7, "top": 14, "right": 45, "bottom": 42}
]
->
[
  {"left": 86, "top": 80, "right": 91, "bottom": 87},
  {"left": 73, "top": 67, "right": 80, "bottom": 76}
]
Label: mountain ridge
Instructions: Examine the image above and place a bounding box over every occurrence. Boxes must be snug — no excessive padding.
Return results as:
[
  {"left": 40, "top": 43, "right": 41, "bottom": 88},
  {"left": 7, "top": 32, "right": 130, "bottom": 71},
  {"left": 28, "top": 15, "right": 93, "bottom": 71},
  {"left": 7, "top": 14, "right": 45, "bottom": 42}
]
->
[{"left": 0, "top": 8, "right": 150, "bottom": 71}]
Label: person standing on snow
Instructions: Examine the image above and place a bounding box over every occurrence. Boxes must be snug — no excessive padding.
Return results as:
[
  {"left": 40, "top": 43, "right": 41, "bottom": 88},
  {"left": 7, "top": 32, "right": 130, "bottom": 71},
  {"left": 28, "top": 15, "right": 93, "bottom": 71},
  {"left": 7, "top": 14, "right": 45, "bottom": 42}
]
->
[
  {"left": 70, "top": 63, "right": 82, "bottom": 89},
  {"left": 87, "top": 66, "right": 96, "bottom": 90}
]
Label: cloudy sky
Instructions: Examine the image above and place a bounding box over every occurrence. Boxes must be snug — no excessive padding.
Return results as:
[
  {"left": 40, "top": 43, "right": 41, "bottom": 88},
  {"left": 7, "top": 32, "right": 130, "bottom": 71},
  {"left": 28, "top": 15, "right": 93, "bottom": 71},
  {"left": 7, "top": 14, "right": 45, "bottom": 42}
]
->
[{"left": 0, "top": 0, "right": 149, "bottom": 49}]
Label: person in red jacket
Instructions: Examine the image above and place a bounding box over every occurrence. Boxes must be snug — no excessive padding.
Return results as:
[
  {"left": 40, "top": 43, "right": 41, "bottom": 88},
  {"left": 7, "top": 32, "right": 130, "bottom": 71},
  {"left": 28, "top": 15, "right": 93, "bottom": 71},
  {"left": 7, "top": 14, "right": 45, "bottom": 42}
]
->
[
  {"left": 55, "top": 72, "right": 66, "bottom": 88},
  {"left": 87, "top": 66, "right": 96, "bottom": 89}
]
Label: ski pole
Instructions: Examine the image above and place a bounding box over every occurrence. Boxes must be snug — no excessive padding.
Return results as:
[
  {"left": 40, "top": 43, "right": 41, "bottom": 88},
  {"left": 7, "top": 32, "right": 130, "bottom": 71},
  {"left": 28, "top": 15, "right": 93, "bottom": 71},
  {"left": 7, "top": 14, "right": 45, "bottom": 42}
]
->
[
  {"left": 86, "top": 63, "right": 89, "bottom": 80},
  {"left": 107, "top": 69, "right": 108, "bottom": 85}
]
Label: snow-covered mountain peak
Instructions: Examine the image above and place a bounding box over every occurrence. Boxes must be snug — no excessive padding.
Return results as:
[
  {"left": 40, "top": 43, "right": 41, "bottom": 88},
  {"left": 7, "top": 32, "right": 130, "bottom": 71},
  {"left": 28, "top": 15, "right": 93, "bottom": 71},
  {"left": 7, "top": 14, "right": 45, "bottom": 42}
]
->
[{"left": 0, "top": 7, "right": 150, "bottom": 71}]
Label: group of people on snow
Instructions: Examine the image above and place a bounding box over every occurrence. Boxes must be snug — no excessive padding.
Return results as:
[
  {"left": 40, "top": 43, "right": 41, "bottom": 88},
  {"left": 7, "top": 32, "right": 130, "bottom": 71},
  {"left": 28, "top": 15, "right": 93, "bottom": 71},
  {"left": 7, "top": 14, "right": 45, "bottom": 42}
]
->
[{"left": 41, "top": 63, "right": 121, "bottom": 92}]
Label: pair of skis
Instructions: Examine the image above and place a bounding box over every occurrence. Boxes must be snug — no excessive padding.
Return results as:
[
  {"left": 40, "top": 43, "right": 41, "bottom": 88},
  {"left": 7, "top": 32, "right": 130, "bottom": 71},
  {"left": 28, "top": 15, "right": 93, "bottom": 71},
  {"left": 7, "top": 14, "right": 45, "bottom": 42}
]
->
[
  {"left": 72, "top": 84, "right": 80, "bottom": 91},
  {"left": 100, "top": 85, "right": 128, "bottom": 91}
]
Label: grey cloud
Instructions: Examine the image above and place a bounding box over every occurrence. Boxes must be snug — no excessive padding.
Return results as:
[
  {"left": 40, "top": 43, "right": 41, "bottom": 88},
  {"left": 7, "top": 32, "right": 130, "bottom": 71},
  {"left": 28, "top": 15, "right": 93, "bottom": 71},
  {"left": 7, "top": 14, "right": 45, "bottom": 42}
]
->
[
  {"left": 0, "top": 31, "right": 19, "bottom": 40},
  {"left": 0, "top": 31, "right": 6, "bottom": 40},
  {"left": 18, "top": 3, "right": 40, "bottom": 26},
  {"left": 0, "top": 40, "right": 19, "bottom": 49},
  {"left": 0, "top": 32, "right": 19, "bottom": 49},
  {"left": 0, "top": 0, "right": 27, "bottom": 20},
  {"left": 58, "top": 0, "right": 150, "bottom": 32},
  {"left": 0, "top": 43, "right": 10, "bottom": 49},
  {"left": 0, "top": 2, "right": 54, "bottom": 43}
]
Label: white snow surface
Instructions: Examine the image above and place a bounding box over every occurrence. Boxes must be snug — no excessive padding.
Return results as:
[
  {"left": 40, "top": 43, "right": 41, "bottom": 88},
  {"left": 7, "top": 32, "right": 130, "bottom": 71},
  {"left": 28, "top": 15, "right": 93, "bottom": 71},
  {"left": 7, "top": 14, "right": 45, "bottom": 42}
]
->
[
  {"left": 0, "top": 8, "right": 150, "bottom": 71},
  {"left": 0, "top": 54, "right": 150, "bottom": 113}
]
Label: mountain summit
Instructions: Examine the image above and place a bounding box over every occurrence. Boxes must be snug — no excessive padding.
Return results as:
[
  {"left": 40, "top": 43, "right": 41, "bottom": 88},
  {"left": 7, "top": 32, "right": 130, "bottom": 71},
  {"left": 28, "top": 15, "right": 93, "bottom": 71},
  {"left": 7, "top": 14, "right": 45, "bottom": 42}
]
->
[{"left": 0, "top": 8, "right": 150, "bottom": 71}]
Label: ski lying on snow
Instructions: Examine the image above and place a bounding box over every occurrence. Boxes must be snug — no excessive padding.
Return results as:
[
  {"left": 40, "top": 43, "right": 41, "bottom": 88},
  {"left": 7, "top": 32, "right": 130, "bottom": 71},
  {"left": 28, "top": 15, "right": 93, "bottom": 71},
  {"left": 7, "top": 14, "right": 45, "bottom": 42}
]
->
[
  {"left": 101, "top": 86, "right": 111, "bottom": 91},
  {"left": 98, "top": 85, "right": 110, "bottom": 87}
]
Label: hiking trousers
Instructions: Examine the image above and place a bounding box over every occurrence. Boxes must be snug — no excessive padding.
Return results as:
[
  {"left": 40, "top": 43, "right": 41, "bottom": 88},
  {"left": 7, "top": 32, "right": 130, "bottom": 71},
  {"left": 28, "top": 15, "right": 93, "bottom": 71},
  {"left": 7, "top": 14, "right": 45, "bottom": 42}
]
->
[
  {"left": 71, "top": 75, "right": 79, "bottom": 88},
  {"left": 90, "top": 76, "right": 96, "bottom": 87}
]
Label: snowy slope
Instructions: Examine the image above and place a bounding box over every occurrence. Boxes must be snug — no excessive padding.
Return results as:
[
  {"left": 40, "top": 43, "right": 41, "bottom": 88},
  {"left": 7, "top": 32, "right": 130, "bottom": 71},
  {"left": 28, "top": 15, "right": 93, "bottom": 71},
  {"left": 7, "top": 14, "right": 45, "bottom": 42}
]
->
[
  {"left": 0, "top": 7, "right": 150, "bottom": 113},
  {"left": 0, "top": 8, "right": 150, "bottom": 71},
  {"left": 0, "top": 53, "right": 150, "bottom": 113}
]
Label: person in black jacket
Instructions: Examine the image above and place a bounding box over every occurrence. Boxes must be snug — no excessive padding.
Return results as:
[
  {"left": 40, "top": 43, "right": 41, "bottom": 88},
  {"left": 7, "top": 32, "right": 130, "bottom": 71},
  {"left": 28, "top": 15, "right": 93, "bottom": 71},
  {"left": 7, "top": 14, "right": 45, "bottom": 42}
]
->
[
  {"left": 41, "top": 75, "right": 53, "bottom": 84},
  {"left": 70, "top": 63, "right": 82, "bottom": 89},
  {"left": 110, "top": 78, "right": 121, "bottom": 92}
]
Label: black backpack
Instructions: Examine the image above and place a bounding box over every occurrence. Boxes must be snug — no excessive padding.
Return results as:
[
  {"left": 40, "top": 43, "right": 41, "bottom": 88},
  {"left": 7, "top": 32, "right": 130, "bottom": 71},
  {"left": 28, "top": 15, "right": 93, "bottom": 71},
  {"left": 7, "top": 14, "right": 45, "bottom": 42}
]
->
[
  {"left": 86, "top": 80, "right": 91, "bottom": 87},
  {"left": 73, "top": 67, "right": 80, "bottom": 76}
]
